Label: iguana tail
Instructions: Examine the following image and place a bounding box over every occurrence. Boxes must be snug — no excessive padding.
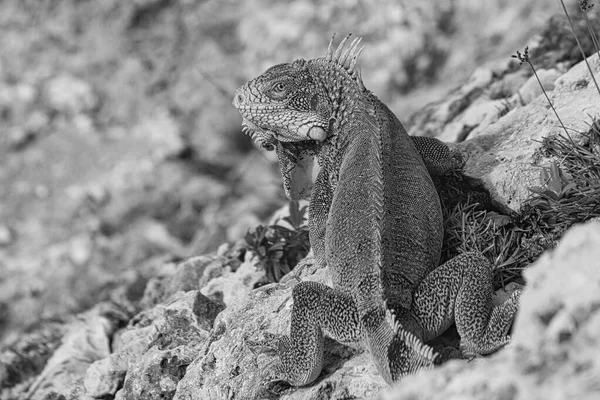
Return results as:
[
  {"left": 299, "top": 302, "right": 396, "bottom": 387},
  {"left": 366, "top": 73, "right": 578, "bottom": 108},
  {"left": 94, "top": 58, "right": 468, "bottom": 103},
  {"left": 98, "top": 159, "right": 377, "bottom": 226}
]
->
[{"left": 362, "top": 302, "right": 438, "bottom": 384}]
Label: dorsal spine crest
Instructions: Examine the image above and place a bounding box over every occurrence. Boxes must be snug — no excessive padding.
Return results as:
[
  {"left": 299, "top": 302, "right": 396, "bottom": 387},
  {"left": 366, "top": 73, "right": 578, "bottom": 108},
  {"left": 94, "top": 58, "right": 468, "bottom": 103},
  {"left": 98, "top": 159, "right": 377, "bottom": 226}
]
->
[{"left": 325, "top": 33, "right": 366, "bottom": 90}]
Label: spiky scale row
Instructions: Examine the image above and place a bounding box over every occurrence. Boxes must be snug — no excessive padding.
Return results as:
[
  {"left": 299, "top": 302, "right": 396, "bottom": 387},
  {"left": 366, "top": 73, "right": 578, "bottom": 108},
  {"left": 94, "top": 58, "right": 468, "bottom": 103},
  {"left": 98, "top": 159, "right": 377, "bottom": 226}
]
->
[{"left": 326, "top": 33, "right": 365, "bottom": 90}]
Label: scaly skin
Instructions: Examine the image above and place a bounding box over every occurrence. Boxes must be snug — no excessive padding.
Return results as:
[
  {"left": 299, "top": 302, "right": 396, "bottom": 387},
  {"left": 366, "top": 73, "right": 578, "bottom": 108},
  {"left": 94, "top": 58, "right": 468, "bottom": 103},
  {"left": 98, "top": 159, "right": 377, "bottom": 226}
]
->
[{"left": 233, "top": 35, "right": 521, "bottom": 386}]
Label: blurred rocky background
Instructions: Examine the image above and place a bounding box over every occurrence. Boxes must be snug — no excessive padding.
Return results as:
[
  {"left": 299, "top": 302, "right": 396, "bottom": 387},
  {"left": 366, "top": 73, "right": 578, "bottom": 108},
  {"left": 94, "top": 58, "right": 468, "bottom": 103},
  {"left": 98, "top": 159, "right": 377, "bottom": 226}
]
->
[{"left": 0, "top": 0, "right": 567, "bottom": 351}]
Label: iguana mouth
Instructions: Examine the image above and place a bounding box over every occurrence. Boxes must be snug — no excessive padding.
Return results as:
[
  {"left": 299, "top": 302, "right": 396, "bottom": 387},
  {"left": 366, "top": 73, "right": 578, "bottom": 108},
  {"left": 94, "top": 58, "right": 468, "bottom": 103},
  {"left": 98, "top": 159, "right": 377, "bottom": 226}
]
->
[{"left": 241, "top": 119, "right": 277, "bottom": 151}]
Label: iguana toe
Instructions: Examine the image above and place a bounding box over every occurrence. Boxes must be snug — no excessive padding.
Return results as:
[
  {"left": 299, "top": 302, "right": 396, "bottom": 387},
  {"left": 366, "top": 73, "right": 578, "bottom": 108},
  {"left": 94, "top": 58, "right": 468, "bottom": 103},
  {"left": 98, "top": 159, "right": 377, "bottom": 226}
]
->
[{"left": 245, "top": 332, "right": 283, "bottom": 355}]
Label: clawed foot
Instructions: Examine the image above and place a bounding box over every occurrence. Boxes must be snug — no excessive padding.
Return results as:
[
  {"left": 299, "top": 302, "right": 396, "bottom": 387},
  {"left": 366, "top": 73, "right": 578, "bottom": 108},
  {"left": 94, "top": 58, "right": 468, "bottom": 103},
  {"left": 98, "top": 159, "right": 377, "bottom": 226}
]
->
[
  {"left": 280, "top": 255, "right": 321, "bottom": 284},
  {"left": 246, "top": 332, "right": 283, "bottom": 355},
  {"left": 449, "top": 147, "right": 466, "bottom": 171},
  {"left": 246, "top": 333, "right": 292, "bottom": 391},
  {"left": 434, "top": 345, "right": 462, "bottom": 363}
]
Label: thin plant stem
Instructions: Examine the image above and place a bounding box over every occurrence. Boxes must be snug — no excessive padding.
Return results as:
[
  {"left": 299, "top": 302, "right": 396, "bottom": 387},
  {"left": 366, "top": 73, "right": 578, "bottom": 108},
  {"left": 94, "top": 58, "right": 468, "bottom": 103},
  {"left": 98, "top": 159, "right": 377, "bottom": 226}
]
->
[
  {"left": 512, "top": 46, "right": 577, "bottom": 147},
  {"left": 560, "top": 0, "right": 600, "bottom": 97},
  {"left": 527, "top": 60, "right": 574, "bottom": 144},
  {"left": 582, "top": 11, "right": 600, "bottom": 57}
]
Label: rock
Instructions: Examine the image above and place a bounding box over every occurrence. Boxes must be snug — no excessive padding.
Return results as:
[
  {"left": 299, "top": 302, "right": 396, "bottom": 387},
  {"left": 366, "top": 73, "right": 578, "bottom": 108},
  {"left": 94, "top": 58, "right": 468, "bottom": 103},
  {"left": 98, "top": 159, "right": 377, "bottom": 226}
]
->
[
  {"left": 200, "top": 250, "right": 264, "bottom": 308},
  {"left": 518, "top": 68, "right": 562, "bottom": 104},
  {"left": 0, "top": 224, "right": 15, "bottom": 246},
  {"left": 167, "top": 257, "right": 217, "bottom": 295},
  {"left": 85, "top": 291, "right": 209, "bottom": 399},
  {"left": 68, "top": 235, "right": 94, "bottom": 266},
  {"left": 0, "top": 323, "right": 64, "bottom": 393},
  {"left": 175, "top": 266, "right": 385, "bottom": 400},
  {"left": 408, "top": 68, "right": 494, "bottom": 138},
  {"left": 44, "top": 74, "right": 97, "bottom": 117},
  {"left": 84, "top": 357, "right": 123, "bottom": 398},
  {"left": 121, "top": 345, "right": 197, "bottom": 400},
  {"left": 141, "top": 255, "right": 219, "bottom": 308},
  {"left": 381, "top": 221, "right": 600, "bottom": 400},
  {"left": 25, "top": 303, "right": 127, "bottom": 400},
  {"left": 488, "top": 69, "right": 529, "bottom": 100},
  {"left": 192, "top": 291, "right": 225, "bottom": 331},
  {"left": 84, "top": 316, "right": 154, "bottom": 398},
  {"left": 460, "top": 53, "right": 600, "bottom": 211},
  {"left": 437, "top": 99, "right": 507, "bottom": 143}
]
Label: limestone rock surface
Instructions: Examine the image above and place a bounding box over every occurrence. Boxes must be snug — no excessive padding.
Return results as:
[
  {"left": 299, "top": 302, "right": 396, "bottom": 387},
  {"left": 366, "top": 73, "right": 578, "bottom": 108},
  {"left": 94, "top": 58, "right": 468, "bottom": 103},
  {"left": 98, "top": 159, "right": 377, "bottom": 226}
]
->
[{"left": 381, "top": 221, "right": 600, "bottom": 400}]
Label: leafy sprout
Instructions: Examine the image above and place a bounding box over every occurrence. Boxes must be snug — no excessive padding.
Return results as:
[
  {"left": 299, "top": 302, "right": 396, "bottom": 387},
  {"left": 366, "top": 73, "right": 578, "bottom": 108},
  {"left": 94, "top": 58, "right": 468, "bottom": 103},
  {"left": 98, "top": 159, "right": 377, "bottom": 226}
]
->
[{"left": 245, "top": 201, "right": 310, "bottom": 283}]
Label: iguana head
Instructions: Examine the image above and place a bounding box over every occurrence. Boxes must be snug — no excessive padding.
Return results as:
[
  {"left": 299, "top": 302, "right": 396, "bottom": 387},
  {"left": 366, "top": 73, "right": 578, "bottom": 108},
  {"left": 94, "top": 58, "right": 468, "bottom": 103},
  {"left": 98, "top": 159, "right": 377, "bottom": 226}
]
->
[
  {"left": 233, "top": 35, "right": 366, "bottom": 200},
  {"left": 233, "top": 34, "right": 364, "bottom": 146},
  {"left": 233, "top": 59, "right": 330, "bottom": 145}
]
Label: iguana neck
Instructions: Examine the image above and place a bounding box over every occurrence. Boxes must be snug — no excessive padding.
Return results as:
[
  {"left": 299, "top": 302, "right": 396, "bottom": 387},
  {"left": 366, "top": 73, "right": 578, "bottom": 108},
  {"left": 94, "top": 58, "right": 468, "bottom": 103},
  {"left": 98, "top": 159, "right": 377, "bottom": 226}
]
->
[{"left": 307, "top": 59, "right": 372, "bottom": 183}]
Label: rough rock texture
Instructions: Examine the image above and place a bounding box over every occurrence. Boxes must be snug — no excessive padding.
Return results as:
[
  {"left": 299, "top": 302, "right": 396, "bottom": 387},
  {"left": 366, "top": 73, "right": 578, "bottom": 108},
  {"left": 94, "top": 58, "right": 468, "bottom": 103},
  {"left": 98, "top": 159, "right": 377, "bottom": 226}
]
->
[
  {"left": 24, "top": 303, "right": 130, "bottom": 400},
  {"left": 463, "top": 53, "right": 600, "bottom": 211},
  {"left": 0, "top": 323, "right": 65, "bottom": 398},
  {"left": 175, "top": 265, "right": 388, "bottom": 400},
  {"left": 381, "top": 220, "right": 600, "bottom": 400},
  {"left": 113, "top": 291, "right": 208, "bottom": 400},
  {"left": 199, "top": 249, "right": 265, "bottom": 307},
  {"left": 140, "top": 254, "right": 225, "bottom": 308},
  {"left": 413, "top": 53, "right": 600, "bottom": 212}
]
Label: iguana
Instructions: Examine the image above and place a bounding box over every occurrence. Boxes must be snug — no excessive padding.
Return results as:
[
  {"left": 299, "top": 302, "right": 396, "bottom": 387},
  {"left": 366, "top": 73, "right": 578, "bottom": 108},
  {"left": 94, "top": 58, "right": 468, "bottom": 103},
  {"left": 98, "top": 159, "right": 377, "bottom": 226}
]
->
[{"left": 232, "top": 34, "right": 521, "bottom": 386}]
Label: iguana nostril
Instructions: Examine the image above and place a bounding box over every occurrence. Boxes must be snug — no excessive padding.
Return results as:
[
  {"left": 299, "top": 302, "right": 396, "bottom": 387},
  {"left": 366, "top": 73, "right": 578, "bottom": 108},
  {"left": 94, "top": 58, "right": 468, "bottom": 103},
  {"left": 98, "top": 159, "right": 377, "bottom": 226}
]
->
[{"left": 233, "top": 92, "right": 245, "bottom": 107}]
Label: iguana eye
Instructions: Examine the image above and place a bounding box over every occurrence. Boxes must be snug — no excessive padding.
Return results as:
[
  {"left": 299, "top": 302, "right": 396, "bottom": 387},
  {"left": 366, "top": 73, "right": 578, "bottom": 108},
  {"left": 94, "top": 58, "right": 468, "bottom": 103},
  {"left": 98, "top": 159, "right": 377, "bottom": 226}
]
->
[
  {"left": 273, "top": 82, "right": 286, "bottom": 92},
  {"left": 268, "top": 81, "right": 289, "bottom": 99},
  {"left": 262, "top": 142, "right": 275, "bottom": 151}
]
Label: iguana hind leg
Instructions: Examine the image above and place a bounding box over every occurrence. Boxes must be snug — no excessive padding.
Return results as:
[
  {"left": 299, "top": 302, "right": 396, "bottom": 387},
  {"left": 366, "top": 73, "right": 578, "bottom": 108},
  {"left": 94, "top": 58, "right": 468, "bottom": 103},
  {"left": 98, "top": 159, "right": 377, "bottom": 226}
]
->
[
  {"left": 256, "top": 281, "right": 361, "bottom": 386},
  {"left": 411, "top": 252, "right": 522, "bottom": 358}
]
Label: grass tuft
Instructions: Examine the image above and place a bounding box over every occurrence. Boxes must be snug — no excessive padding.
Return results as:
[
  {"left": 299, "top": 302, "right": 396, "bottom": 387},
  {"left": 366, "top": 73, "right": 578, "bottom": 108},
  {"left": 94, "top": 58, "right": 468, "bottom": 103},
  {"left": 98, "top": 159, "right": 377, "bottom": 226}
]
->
[
  {"left": 526, "top": 118, "right": 600, "bottom": 232},
  {"left": 438, "top": 119, "right": 600, "bottom": 288}
]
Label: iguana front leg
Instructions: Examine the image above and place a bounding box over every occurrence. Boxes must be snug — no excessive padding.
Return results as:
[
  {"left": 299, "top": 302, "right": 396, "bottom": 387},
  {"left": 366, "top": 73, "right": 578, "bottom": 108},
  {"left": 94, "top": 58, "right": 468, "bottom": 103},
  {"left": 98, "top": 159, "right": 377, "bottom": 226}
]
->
[
  {"left": 253, "top": 280, "right": 436, "bottom": 387},
  {"left": 410, "top": 252, "right": 522, "bottom": 357},
  {"left": 253, "top": 281, "right": 361, "bottom": 386},
  {"left": 308, "top": 170, "right": 332, "bottom": 269}
]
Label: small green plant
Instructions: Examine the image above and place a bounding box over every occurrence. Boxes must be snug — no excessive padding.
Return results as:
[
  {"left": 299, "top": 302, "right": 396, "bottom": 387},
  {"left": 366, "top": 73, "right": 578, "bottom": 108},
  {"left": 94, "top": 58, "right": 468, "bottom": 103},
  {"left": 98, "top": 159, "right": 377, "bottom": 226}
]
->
[
  {"left": 245, "top": 201, "right": 311, "bottom": 282},
  {"left": 528, "top": 161, "right": 578, "bottom": 201},
  {"left": 526, "top": 119, "right": 600, "bottom": 229}
]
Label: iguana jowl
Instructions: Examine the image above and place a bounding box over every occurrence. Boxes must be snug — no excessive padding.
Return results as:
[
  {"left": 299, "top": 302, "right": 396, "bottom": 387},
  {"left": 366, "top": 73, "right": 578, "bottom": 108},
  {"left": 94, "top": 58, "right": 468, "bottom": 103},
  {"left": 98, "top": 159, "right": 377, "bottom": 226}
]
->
[{"left": 233, "top": 35, "right": 521, "bottom": 385}]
